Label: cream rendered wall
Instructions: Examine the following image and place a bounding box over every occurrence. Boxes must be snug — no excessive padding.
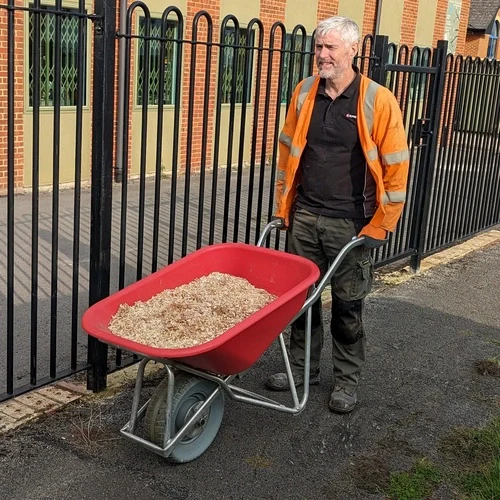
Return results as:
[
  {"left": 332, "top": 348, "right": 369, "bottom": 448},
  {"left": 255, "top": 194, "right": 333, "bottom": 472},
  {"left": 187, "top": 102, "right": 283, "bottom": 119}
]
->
[
  {"left": 379, "top": 0, "right": 405, "bottom": 43},
  {"left": 23, "top": 0, "right": 93, "bottom": 187},
  {"left": 220, "top": 0, "right": 259, "bottom": 22},
  {"left": 24, "top": 112, "right": 92, "bottom": 186},
  {"left": 130, "top": 0, "right": 187, "bottom": 176},
  {"left": 414, "top": 0, "right": 438, "bottom": 47},
  {"left": 285, "top": 0, "right": 318, "bottom": 31},
  {"left": 337, "top": 0, "right": 365, "bottom": 30},
  {"left": 215, "top": 0, "right": 260, "bottom": 170},
  {"left": 130, "top": 110, "right": 178, "bottom": 177}
]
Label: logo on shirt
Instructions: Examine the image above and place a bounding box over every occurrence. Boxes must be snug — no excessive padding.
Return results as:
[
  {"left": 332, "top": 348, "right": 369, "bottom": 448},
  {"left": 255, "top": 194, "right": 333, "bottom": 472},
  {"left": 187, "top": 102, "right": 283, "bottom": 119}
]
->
[{"left": 345, "top": 113, "right": 357, "bottom": 120}]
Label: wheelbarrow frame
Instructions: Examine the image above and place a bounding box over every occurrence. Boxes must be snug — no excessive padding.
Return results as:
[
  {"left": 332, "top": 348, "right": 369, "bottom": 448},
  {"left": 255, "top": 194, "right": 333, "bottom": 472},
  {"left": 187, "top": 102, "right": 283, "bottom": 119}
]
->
[{"left": 116, "top": 219, "right": 366, "bottom": 459}]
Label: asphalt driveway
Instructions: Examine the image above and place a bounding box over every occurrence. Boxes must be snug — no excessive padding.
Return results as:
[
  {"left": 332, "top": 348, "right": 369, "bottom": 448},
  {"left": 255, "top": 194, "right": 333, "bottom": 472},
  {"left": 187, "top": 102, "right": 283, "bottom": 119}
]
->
[{"left": 0, "top": 242, "right": 499, "bottom": 500}]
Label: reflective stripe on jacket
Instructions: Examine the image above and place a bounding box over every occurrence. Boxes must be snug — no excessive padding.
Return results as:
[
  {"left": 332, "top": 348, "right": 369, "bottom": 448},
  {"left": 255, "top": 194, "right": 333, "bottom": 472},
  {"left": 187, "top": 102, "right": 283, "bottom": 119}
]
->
[{"left": 275, "top": 74, "right": 409, "bottom": 235}]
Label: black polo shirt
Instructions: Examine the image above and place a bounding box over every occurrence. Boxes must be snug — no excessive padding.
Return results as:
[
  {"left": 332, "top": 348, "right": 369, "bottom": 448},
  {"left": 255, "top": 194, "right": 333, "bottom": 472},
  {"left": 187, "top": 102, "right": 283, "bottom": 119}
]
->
[{"left": 295, "top": 69, "right": 376, "bottom": 219}]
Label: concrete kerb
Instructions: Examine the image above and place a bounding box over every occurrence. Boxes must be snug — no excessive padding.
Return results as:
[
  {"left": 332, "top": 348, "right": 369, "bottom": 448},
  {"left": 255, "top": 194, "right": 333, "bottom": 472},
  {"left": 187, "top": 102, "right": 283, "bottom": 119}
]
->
[
  {"left": 0, "top": 361, "right": 166, "bottom": 434},
  {"left": 1, "top": 228, "right": 500, "bottom": 435}
]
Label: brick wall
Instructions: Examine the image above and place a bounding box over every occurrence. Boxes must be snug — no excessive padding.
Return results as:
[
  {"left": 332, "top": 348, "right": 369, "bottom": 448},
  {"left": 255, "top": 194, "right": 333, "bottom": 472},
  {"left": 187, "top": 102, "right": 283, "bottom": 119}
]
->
[
  {"left": 456, "top": 0, "right": 471, "bottom": 54},
  {"left": 0, "top": 2, "right": 24, "bottom": 193},
  {"left": 179, "top": 1, "right": 220, "bottom": 173},
  {"left": 362, "top": 0, "right": 377, "bottom": 38},
  {"left": 401, "top": 0, "right": 418, "bottom": 46},
  {"left": 0, "top": 0, "right": 484, "bottom": 190},
  {"left": 433, "top": 0, "right": 448, "bottom": 46},
  {"left": 316, "top": 0, "right": 339, "bottom": 22},
  {"left": 464, "top": 33, "right": 482, "bottom": 56},
  {"left": 256, "top": 0, "right": 288, "bottom": 164}
]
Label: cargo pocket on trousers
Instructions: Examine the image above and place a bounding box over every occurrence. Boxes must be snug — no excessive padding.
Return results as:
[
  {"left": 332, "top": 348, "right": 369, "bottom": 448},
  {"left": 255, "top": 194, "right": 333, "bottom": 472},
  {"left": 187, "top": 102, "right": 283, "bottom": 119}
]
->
[{"left": 349, "top": 256, "right": 373, "bottom": 300}]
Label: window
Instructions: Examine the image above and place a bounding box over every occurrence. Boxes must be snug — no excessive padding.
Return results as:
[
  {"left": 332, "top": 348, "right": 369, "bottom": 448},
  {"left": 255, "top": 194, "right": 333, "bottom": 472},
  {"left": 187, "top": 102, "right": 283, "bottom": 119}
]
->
[
  {"left": 487, "top": 21, "right": 499, "bottom": 59},
  {"left": 137, "top": 18, "right": 178, "bottom": 106},
  {"left": 220, "top": 27, "right": 254, "bottom": 104},
  {"left": 281, "top": 34, "right": 313, "bottom": 103},
  {"left": 28, "top": 6, "right": 86, "bottom": 107}
]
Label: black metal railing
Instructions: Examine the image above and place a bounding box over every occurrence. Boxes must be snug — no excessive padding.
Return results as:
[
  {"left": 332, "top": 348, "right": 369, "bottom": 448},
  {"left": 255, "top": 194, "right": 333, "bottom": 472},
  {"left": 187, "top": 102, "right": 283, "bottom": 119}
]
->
[
  {"left": 0, "top": 1, "right": 94, "bottom": 401},
  {"left": 427, "top": 55, "right": 500, "bottom": 252},
  {"left": 1, "top": 5, "right": 500, "bottom": 400}
]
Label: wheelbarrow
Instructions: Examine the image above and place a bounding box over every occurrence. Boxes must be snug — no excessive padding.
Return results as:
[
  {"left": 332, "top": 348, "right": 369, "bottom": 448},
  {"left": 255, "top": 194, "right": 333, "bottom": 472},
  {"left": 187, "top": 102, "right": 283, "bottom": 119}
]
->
[{"left": 81, "top": 219, "right": 365, "bottom": 462}]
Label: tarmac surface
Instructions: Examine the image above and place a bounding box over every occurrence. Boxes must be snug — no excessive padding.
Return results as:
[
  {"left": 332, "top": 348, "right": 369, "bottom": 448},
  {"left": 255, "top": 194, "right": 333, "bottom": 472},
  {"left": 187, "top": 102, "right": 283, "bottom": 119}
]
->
[{"left": 0, "top": 231, "right": 499, "bottom": 499}]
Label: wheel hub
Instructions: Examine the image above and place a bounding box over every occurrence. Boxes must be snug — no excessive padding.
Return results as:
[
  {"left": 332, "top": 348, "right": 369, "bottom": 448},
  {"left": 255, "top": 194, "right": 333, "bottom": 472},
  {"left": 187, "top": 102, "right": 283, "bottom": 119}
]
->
[{"left": 180, "top": 399, "right": 210, "bottom": 441}]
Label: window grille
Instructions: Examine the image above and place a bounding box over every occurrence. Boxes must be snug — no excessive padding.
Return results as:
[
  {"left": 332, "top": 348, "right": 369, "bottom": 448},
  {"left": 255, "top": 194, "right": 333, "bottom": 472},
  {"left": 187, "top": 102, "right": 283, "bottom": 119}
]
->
[
  {"left": 281, "top": 34, "right": 313, "bottom": 103},
  {"left": 220, "top": 27, "right": 254, "bottom": 104},
  {"left": 137, "top": 18, "right": 178, "bottom": 106},
  {"left": 28, "top": 5, "right": 86, "bottom": 107}
]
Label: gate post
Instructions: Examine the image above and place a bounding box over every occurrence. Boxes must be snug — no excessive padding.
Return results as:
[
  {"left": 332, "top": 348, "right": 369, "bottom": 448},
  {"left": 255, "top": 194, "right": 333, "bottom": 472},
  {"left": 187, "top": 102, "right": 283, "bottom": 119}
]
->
[
  {"left": 87, "top": 0, "right": 116, "bottom": 391},
  {"left": 410, "top": 40, "right": 448, "bottom": 271},
  {"left": 371, "top": 35, "right": 389, "bottom": 84}
]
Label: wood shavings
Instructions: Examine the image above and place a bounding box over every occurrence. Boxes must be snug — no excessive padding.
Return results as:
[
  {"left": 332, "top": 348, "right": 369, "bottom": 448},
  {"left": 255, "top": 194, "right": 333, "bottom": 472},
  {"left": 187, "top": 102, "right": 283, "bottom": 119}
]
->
[{"left": 108, "top": 272, "right": 276, "bottom": 349}]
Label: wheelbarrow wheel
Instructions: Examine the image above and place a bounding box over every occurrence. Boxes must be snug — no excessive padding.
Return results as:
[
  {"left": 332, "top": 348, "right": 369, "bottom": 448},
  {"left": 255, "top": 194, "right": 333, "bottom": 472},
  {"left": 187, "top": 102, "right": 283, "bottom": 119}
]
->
[{"left": 144, "top": 373, "right": 224, "bottom": 463}]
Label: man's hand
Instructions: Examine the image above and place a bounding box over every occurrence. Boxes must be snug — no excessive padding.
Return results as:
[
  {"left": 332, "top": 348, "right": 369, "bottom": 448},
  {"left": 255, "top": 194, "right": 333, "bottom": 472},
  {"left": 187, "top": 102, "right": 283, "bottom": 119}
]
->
[
  {"left": 363, "top": 236, "right": 389, "bottom": 249},
  {"left": 272, "top": 216, "right": 287, "bottom": 230},
  {"left": 358, "top": 223, "right": 389, "bottom": 248}
]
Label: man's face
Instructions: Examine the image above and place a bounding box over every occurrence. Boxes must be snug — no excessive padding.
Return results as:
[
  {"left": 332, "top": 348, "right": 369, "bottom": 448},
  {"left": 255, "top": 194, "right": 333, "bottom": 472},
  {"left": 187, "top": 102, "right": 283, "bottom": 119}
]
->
[{"left": 315, "top": 31, "right": 358, "bottom": 80}]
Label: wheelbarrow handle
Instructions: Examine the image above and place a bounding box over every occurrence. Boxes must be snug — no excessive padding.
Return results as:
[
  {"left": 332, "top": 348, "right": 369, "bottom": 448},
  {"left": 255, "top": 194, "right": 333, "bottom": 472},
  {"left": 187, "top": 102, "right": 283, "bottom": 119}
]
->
[
  {"left": 294, "top": 236, "right": 366, "bottom": 320},
  {"left": 256, "top": 218, "right": 286, "bottom": 247},
  {"left": 257, "top": 220, "right": 366, "bottom": 315}
]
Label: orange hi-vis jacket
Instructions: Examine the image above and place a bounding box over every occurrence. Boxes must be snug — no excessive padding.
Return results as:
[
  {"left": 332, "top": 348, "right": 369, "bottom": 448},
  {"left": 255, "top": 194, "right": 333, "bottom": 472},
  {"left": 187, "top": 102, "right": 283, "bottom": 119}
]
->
[{"left": 275, "top": 74, "right": 409, "bottom": 240}]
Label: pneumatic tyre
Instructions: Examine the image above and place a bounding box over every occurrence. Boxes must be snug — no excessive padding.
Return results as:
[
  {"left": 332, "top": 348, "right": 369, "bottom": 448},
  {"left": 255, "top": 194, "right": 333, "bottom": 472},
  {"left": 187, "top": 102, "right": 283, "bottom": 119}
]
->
[{"left": 144, "top": 373, "right": 224, "bottom": 463}]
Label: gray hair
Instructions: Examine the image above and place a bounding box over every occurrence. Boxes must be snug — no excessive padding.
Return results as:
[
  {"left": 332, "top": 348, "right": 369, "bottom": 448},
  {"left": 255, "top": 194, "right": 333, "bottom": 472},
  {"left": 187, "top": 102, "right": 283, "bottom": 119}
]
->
[{"left": 316, "top": 16, "right": 360, "bottom": 45}]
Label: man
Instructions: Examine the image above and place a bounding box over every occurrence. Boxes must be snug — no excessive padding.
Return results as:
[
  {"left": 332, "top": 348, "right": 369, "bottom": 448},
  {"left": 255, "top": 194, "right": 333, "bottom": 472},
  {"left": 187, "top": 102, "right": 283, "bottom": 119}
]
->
[{"left": 265, "top": 16, "right": 409, "bottom": 413}]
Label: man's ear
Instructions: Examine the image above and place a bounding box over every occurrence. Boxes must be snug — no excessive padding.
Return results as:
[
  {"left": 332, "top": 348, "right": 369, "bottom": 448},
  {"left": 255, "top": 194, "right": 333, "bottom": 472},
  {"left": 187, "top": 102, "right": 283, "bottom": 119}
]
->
[{"left": 350, "top": 42, "right": 359, "bottom": 58}]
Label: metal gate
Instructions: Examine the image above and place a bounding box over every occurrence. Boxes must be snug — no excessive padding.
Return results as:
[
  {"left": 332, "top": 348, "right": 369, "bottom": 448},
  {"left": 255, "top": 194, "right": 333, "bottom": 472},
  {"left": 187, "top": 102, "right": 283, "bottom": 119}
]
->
[
  {"left": 2, "top": 2, "right": 499, "bottom": 402},
  {"left": 0, "top": 0, "right": 106, "bottom": 402},
  {"left": 368, "top": 37, "right": 448, "bottom": 270}
]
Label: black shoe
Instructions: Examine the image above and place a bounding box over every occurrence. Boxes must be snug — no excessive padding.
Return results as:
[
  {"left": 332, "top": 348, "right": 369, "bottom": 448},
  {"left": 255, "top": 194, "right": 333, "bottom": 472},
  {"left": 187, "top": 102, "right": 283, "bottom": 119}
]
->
[
  {"left": 265, "top": 371, "right": 320, "bottom": 391},
  {"left": 328, "top": 385, "right": 357, "bottom": 413}
]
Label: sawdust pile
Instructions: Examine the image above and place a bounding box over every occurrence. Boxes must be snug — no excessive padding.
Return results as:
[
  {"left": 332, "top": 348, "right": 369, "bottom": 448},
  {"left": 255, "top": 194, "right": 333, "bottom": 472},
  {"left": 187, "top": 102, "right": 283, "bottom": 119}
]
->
[{"left": 108, "top": 272, "right": 276, "bottom": 349}]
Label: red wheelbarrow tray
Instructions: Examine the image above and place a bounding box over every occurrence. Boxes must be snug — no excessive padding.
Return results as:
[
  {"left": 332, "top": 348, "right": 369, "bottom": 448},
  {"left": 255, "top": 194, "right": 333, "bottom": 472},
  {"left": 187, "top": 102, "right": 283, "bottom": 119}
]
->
[{"left": 82, "top": 243, "right": 320, "bottom": 376}]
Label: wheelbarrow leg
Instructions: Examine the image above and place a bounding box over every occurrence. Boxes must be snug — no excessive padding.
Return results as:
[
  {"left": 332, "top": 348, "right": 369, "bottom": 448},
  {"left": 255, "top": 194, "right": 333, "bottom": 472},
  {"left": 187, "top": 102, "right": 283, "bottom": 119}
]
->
[
  {"left": 129, "top": 358, "right": 149, "bottom": 433},
  {"left": 303, "top": 302, "right": 312, "bottom": 396},
  {"left": 279, "top": 305, "right": 313, "bottom": 411},
  {"left": 162, "top": 365, "right": 176, "bottom": 450}
]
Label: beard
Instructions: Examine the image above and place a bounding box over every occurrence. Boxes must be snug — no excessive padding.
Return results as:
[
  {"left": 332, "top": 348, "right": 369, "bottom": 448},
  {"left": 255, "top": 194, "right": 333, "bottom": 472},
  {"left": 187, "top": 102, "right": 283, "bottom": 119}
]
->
[
  {"left": 318, "top": 66, "right": 341, "bottom": 80},
  {"left": 317, "top": 59, "right": 350, "bottom": 81}
]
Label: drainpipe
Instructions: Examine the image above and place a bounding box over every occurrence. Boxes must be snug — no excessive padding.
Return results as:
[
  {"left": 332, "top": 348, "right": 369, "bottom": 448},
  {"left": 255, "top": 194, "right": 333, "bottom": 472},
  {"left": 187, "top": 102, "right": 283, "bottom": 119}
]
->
[
  {"left": 115, "top": 0, "right": 127, "bottom": 183},
  {"left": 374, "top": 0, "right": 383, "bottom": 36}
]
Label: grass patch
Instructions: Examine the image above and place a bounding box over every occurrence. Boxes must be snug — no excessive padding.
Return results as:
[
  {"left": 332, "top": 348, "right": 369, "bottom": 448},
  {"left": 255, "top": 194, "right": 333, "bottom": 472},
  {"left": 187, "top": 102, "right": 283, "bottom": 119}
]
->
[
  {"left": 475, "top": 357, "right": 500, "bottom": 378},
  {"left": 460, "top": 458, "right": 500, "bottom": 499},
  {"left": 375, "top": 418, "right": 500, "bottom": 499},
  {"left": 350, "top": 454, "right": 392, "bottom": 493},
  {"left": 388, "top": 458, "right": 441, "bottom": 500},
  {"left": 441, "top": 418, "right": 500, "bottom": 499},
  {"left": 440, "top": 418, "right": 500, "bottom": 468}
]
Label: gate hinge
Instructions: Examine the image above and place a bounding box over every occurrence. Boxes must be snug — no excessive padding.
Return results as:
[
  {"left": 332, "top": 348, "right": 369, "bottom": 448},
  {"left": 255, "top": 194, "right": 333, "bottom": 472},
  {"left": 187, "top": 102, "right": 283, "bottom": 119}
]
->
[
  {"left": 371, "top": 56, "right": 382, "bottom": 69},
  {"left": 89, "top": 15, "right": 104, "bottom": 36},
  {"left": 413, "top": 118, "right": 433, "bottom": 144}
]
